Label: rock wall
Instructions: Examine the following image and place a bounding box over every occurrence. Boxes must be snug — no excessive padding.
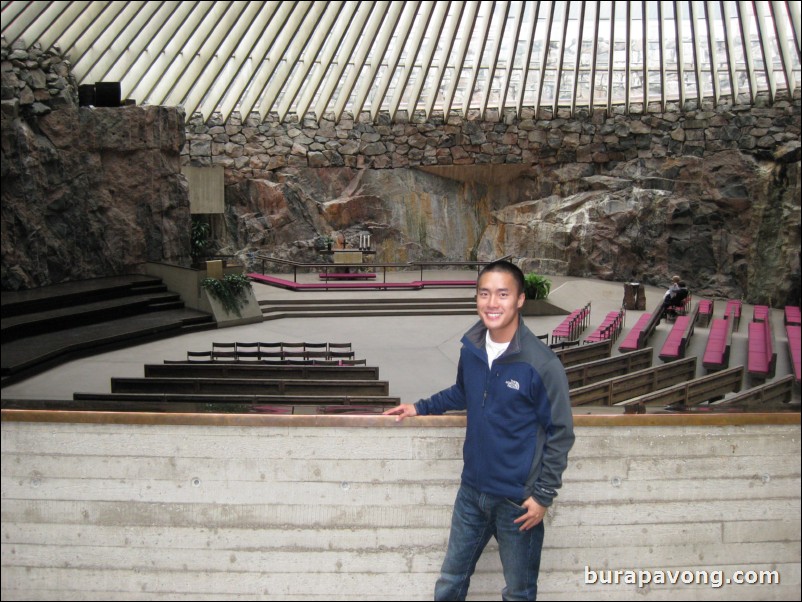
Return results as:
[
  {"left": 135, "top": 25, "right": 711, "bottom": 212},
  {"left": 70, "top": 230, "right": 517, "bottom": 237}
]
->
[
  {"left": 1, "top": 40, "right": 799, "bottom": 305},
  {"left": 187, "top": 97, "right": 800, "bottom": 305},
  {"left": 1, "top": 42, "right": 190, "bottom": 290}
]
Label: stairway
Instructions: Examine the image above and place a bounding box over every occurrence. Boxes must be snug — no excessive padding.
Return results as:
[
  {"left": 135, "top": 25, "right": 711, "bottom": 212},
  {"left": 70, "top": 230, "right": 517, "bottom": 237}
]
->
[
  {"left": 260, "top": 296, "right": 478, "bottom": 320},
  {"left": 1, "top": 275, "right": 215, "bottom": 386}
]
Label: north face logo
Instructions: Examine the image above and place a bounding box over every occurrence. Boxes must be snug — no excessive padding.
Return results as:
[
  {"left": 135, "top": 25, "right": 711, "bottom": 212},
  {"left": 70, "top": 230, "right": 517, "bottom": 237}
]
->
[{"left": 506, "top": 379, "right": 520, "bottom": 391}]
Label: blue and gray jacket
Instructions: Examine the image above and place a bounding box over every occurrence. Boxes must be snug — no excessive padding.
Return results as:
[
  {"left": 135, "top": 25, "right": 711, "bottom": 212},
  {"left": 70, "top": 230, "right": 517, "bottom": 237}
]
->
[{"left": 414, "top": 318, "right": 574, "bottom": 507}]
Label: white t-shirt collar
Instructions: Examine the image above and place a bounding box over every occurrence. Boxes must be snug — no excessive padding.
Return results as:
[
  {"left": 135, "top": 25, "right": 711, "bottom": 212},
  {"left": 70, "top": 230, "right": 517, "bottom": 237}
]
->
[{"left": 485, "top": 331, "right": 510, "bottom": 368}]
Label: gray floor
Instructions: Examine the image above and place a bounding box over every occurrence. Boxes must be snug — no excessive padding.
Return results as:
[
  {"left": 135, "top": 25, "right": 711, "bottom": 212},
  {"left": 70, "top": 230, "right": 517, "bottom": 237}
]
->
[{"left": 2, "top": 272, "right": 798, "bottom": 406}]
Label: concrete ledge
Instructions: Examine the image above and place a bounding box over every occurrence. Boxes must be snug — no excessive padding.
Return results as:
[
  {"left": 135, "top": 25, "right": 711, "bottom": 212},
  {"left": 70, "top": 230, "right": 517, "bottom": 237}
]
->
[{"left": 2, "top": 409, "right": 799, "bottom": 427}]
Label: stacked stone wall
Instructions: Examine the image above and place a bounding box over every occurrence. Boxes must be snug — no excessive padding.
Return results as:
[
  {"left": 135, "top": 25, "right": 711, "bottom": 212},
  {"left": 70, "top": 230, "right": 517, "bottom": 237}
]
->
[{"left": 183, "top": 96, "right": 800, "bottom": 178}]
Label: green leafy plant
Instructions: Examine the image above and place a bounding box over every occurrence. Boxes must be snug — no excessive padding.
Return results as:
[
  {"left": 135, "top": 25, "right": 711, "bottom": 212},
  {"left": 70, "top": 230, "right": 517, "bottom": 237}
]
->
[
  {"left": 201, "top": 273, "right": 252, "bottom": 316},
  {"left": 524, "top": 273, "right": 551, "bottom": 300},
  {"left": 191, "top": 218, "right": 212, "bottom": 263}
]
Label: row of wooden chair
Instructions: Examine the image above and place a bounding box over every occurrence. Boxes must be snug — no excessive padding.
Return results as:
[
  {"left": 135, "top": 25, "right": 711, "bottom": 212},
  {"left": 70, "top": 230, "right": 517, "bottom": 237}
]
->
[
  {"left": 550, "top": 302, "right": 591, "bottom": 345},
  {"left": 584, "top": 306, "right": 626, "bottom": 345},
  {"left": 188, "top": 341, "right": 355, "bottom": 362}
]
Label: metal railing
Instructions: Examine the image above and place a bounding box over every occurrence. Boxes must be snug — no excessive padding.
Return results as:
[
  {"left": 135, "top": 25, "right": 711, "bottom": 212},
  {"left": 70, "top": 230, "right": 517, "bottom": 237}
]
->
[{"left": 252, "top": 254, "right": 512, "bottom": 284}]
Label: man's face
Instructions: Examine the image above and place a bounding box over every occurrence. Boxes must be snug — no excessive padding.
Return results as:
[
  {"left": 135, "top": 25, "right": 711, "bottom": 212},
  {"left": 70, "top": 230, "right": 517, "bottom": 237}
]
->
[{"left": 476, "top": 270, "right": 525, "bottom": 343}]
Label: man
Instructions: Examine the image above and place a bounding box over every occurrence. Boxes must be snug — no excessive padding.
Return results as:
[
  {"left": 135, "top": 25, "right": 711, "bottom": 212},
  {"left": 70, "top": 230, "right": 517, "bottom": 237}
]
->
[{"left": 384, "top": 260, "right": 574, "bottom": 601}]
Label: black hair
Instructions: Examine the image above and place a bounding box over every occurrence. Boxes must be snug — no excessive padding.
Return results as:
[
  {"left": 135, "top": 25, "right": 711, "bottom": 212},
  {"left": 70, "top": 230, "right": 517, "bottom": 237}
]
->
[{"left": 478, "top": 260, "right": 525, "bottom": 295}]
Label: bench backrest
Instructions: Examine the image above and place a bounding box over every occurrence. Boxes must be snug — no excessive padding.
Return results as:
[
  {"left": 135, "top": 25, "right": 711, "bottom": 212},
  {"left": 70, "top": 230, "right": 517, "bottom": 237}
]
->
[
  {"left": 570, "top": 356, "right": 696, "bottom": 406},
  {"left": 111, "top": 377, "right": 390, "bottom": 396},
  {"left": 556, "top": 339, "right": 612, "bottom": 367},
  {"left": 620, "top": 365, "right": 744, "bottom": 413},
  {"left": 74, "top": 391, "right": 400, "bottom": 406},
  {"left": 639, "top": 299, "right": 667, "bottom": 348},
  {"left": 713, "top": 374, "right": 794, "bottom": 408},
  {"left": 145, "top": 363, "right": 379, "bottom": 380},
  {"left": 681, "top": 301, "right": 700, "bottom": 346},
  {"left": 725, "top": 299, "right": 742, "bottom": 331},
  {"left": 564, "top": 348, "right": 652, "bottom": 388}
]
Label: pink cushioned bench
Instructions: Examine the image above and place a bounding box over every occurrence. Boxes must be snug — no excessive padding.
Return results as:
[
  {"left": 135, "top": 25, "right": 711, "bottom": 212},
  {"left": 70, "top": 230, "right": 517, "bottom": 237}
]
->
[
  {"left": 319, "top": 272, "right": 377, "bottom": 280},
  {"left": 702, "top": 318, "right": 733, "bottom": 372},
  {"left": 658, "top": 315, "right": 693, "bottom": 362},
  {"left": 747, "top": 314, "right": 776, "bottom": 381},
  {"left": 753, "top": 305, "right": 769, "bottom": 322},
  {"left": 785, "top": 306, "right": 801, "bottom": 326},
  {"left": 618, "top": 313, "right": 652, "bottom": 353},
  {"left": 696, "top": 299, "right": 714, "bottom": 327},
  {"left": 786, "top": 324, "right": 801, "bottom": 384},
  {"left": 724, "top": 299, "right": 742, "bottom": 331}
]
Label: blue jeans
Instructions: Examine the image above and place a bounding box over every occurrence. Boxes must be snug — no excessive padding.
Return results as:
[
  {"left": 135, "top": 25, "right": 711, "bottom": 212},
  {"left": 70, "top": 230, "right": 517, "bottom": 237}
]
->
[{"left": 435, "top": 483, "right": 545, "bottom": 601}]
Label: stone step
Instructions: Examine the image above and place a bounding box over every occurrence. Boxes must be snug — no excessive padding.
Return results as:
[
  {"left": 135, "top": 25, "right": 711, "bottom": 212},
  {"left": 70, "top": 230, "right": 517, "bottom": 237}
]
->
[
  {"left": 262, "top": 308, "right": 477, "bottom": 320},
  {"left": 259, "top": 297, "right": 477, "bottom": 320}
]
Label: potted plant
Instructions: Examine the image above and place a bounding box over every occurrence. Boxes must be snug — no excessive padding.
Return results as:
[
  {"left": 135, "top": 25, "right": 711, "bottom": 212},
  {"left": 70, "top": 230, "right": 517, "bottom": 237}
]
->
[
  {"left": 521, "top": 272, "right": 553, "bottom": 316},
  {"left": 191, "top": 218, "right": 212, "bottom": 265},
  {"left": 201, "top": 273, "right": 252, "bottom": 317},
  {"left": 524, "top": 272, "right": 551, "bottom": 300}
]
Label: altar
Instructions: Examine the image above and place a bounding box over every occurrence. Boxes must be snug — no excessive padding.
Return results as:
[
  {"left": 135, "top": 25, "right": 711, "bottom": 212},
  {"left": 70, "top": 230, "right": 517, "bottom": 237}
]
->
[{"left": 333, "top": 250, "right": 368, "bottom": 265}]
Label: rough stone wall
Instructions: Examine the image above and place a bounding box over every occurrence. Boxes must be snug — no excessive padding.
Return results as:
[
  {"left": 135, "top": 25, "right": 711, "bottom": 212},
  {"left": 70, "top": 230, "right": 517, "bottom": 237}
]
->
[
  {"left": 184, "top": 96, "right": 800, "bottom": 305},
  {"left": 1, "top": 39, "right": 799, "bottom": 304},
  {"left": 1, "top": 41, "right": 191, "bottom": 291}
]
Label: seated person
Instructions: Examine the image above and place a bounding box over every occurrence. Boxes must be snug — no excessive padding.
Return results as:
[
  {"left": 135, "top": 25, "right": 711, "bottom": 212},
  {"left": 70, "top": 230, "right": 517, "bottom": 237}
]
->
[
  {"left": 661, "top": 282, "right": 689, "bottom": 320},
  {"left": 663, "top": 275, "right": 681, "bottom": 301}
]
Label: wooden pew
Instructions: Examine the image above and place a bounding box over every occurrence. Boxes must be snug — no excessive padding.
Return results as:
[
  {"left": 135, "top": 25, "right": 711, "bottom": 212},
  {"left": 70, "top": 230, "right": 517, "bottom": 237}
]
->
[
  {"left": 555, "top": 340, "right": 612, "bottom": 367},
  {"left": 618, "top": 313, "right": 653, "bottom": 353},
  {"left": 705, "top": 374, "right": 795, "bottom": 410},
  {"left": 564, "top": 348, "right": 652, "bottom": 389},
  {"left": 64, "top": 392, "right": 400, "bottom": 414},
  {"left": 618, "top": 366, "right": 744, "bottom": 414},
  {"left": 658, "top": 302, "right": 700, "bottom": 363},
  {"left": 787, "top": 324, "right": 801, "bottom": 385},
  {"left": 696, "top": 299, "right": 714, "bottom": 327},
  {"left": 631, "top": 298, "right": 665, "bottom": 350},
  {"left": 145, "top": 363, "right": 379, "bottom": 381},
  {"left": 569, "top": 356, "right": 696, "bottom": 406},
  {"left": 702, "top": 318, "right": 735, "bottom": 372},
  {"left": 724, "top": 299, "right": 742, "bottom": 331},
  {"left": 747, "top": 313, "right": 776, "bottom": 382},
  {"left": 110, "top": 377, "right": 390, "bottom": 396},
  {"left": 318, "top": 272, "right": 377, "bottom": 280}
]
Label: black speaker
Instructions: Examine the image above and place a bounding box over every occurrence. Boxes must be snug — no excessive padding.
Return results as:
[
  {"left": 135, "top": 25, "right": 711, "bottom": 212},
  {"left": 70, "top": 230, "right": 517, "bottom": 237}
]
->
[
  {"left": 78, "top": 84, "right": 95, "bottom": 106},
  {"left": 94, "top": 82, "right": 121, "bottom": 107}
]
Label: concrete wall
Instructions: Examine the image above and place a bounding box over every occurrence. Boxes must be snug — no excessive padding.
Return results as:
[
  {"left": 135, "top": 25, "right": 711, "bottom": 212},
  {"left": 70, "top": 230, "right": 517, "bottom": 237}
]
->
[{"left": 2, "top": 415, "right": 799, "bottom": 600}]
